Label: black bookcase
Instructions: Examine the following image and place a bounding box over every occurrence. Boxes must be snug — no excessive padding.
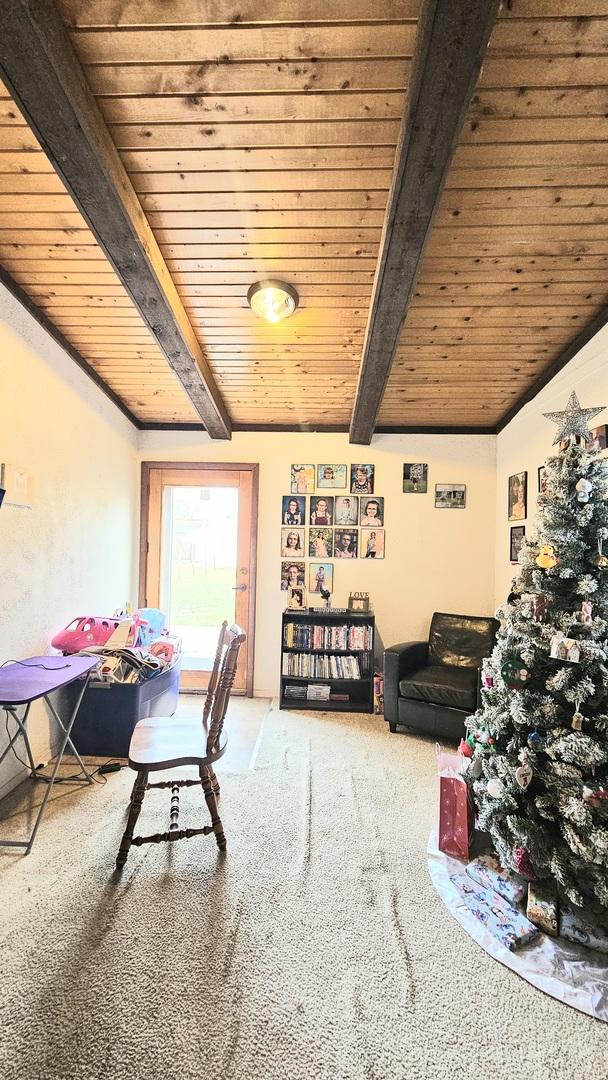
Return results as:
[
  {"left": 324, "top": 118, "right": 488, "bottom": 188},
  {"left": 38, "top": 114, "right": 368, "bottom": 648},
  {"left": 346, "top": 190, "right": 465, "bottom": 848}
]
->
[{"left": 280, "top": 609, "right": 375, "bottom": 712}]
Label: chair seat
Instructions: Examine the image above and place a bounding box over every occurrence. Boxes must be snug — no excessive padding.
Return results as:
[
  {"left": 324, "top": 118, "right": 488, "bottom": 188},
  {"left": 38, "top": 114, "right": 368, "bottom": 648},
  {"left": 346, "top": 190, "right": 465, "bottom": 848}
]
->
[
  {"left": 399, "top": 664, "right": 477, "bottom": 711},
  {"left": 128, "top": 715, "right": 226, "bottom": 770}
]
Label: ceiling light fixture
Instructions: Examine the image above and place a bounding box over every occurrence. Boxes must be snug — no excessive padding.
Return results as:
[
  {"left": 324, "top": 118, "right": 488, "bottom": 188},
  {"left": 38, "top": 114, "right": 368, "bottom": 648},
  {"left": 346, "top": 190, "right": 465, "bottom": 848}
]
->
[{"left": 247, "top": 280, "right": 299, "bottom": 323}]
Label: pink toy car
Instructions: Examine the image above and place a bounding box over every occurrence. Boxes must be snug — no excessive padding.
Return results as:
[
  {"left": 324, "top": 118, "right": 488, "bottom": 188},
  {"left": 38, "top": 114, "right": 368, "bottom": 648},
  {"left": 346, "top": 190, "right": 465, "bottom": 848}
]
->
[{"left": 51, "top": 616, "right": 125, "bottom": 653}]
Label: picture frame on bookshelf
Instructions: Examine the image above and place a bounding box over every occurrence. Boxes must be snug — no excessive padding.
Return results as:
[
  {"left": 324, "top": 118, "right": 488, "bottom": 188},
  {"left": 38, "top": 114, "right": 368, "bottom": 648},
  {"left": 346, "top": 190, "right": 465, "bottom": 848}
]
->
[
  {"left": 309, "top": 527, "right": 333, "bottom": 558},
  {"left": 281, "top": 527, "right": 305, "bottom": 557},
  {"left": 403, "top": 463, "right": 428, "bottom": 493},
  {"left": 281, "top": 561, "right": 305, "bottom": 590},
  {"left": 309, "top": 561, "right": 334, "bottom": 594},
  {"left": 317, "top": 464, "right": 347, "bottom": 489},
  {"left": 510, "top": 525, "right": 526, "bottom": 564},
  {"left": 348, "top": 591, "right": 371, "bottom": 612},
  {"left": 290, "top": 464, "right": 315, "bottom": 494},
  {"left": 361, "top": 528, "right": 384, "bottom": 559},
  {"left": 282, "top": 495, "right": 305, "bottom": 526},
  {"left": 287, "top": 587, "right": 307, "bottom": 611}
]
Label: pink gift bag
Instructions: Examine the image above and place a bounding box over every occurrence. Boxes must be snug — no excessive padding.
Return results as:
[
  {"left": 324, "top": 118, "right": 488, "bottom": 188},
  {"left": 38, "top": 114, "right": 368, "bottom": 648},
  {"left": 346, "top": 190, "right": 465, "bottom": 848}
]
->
[{"left": 437, "top": 746, "right": 474, "bottom": 861}]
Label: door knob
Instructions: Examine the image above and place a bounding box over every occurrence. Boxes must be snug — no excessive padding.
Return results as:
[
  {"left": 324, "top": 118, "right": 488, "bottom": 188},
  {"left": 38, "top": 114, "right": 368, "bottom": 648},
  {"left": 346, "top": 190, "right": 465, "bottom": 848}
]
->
[{"left": 232, "top": 584, "right": 248, "bottom": 591}]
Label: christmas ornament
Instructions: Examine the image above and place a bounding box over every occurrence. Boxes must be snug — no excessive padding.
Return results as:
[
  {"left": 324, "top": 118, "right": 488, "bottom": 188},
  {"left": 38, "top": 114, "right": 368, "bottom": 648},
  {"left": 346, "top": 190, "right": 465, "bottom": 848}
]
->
[
  {"left": 592, "top": 539, "right": 608, "bottom": 569},
  {"left": 458, "top": 738, "right": 472, "bottom": 758},
  {"left": 527, "top": 730, "right": 545, "bottom": 751},
  {"left": 550, "top": 632, "right": 581, "bottom": 663},
  {"left": 529, "top": 593, "right": 548, "bottom": 622},
  {"left": 482, "top": 673, "right": 494, "bottom": 689},
  {"left": 579, "top": 600, "right": 593, "bottom": 624},
  {"left": 486, "top": 778, "right": 505, "bottom": 798},
  {"left": 515, "top": 762, "right": 533, "bottom": 789},
  {"left": 582, "top": 785, "right": 608, "bottom": 806},
  {"left": 575, "top": 478, "right": 593, "bottom": 503},
  {"left": 501, "top": 655, "right": 532, "bottom": 689},
  {"left": 514, "top": 846, "right": 536, "bottom": 880},
  {"left": 571, "top": 712, "right": 584, "bottom": 731},
  {"left": 536, "top": 544, "right": 558, "bottom": 569},
  {"left": 469, "top": 757, "right": 483, "bottom": 779},
  {"left": 543, "top": 389, "right": 605, "bottom": 446}
]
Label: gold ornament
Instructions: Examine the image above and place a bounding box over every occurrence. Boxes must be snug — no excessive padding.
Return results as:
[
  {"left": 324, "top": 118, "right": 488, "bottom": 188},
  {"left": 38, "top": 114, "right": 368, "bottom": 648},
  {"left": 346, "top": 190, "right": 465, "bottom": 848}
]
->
[
  {"left": 536, "top": 545, "right": 558, "bottom": 569},
  {"left": 571, "top": 712, "right": 584, "bottom": 731},
  {"left": 592, "top": 540, "right": 608, "bottom": 569}
]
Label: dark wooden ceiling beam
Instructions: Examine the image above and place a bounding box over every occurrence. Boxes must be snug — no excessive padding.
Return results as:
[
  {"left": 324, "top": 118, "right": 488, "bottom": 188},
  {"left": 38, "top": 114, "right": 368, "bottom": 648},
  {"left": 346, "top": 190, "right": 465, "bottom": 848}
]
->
[
  {"left": 0, "top": 0, "right": 231, "bottom": 439},
  {"left": 349, "top": 0, "right": 501, "bottom": 445}
]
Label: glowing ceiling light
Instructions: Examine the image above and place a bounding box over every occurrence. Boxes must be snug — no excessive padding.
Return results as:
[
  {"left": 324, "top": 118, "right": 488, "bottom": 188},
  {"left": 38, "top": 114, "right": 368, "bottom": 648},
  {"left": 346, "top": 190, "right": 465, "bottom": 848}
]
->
[{"left": 247, "top": 280, "right": 299, "bottom": 323}]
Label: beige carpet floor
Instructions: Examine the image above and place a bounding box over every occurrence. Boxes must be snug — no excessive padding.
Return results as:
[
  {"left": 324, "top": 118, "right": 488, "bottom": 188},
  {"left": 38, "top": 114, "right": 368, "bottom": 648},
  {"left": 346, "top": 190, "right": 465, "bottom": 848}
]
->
[{"left": 0, "top": 704, "right": 606, "bottom": 1080}]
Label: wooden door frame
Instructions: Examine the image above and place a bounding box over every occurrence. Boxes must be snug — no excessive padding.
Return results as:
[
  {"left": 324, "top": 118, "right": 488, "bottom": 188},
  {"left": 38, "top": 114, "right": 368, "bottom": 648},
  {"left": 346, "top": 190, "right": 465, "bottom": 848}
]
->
[{"left": 139, "top": 461, "right": 259, "bottom": 697}]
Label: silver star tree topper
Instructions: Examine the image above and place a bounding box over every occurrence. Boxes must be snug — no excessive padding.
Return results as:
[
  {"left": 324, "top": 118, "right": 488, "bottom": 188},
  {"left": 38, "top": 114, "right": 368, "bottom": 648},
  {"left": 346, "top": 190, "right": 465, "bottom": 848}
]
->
[{"left": 543, "top": 389, "right": 605, "bottom": 446}]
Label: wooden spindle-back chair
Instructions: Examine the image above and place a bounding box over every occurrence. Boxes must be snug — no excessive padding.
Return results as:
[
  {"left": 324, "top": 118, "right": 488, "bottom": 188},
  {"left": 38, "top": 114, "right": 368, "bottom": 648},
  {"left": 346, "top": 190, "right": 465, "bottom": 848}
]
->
[{"left": 116, "top": 623, "right": 246, "bottom": 869}]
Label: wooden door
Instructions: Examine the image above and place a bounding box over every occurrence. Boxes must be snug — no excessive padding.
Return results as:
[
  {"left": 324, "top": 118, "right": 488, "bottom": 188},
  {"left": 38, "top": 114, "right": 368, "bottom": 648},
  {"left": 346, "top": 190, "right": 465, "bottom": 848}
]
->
[{"left": 140, "top": 462, "right": 258, "bottom": 694}]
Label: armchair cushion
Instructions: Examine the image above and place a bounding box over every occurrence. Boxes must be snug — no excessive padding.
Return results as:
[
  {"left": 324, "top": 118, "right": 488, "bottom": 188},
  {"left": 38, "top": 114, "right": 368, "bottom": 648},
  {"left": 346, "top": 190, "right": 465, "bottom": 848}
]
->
[
  {"left": 399, "top": 665, "right": 478, "bottom": 712},
  {"left": 428, "top": 613, "right": 498, "bottom": 669}
]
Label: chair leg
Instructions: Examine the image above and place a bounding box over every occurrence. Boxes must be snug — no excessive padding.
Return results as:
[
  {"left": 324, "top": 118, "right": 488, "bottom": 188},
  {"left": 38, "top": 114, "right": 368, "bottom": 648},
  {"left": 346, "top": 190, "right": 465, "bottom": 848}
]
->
[
  {"left": 209, "top": 767, "right": 220, "bottom": 798},
  {"left": 200, "top": 765, "right": 226, "bottom": 851},
  {"left": 116, "top": 769, "right": 148, "bottom": 869}
]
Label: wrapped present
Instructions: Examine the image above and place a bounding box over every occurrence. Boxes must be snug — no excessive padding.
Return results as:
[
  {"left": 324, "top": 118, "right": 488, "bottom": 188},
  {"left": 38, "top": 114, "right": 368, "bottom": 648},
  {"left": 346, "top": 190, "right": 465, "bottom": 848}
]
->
[
  {"left": 450, "top": 873, "right": 540, "bottom": 952},
  {"left": 466, "top": 854, "right": 526, "bottom": 907},
  {"left": 560, "top": 907, "right": 608, "bottom": 954},
  {"left": 527, "top": 882, "right": 558, "bottom": 937},
  {"left": 438, "top": 748, "right": 474, "bottom": 861}
]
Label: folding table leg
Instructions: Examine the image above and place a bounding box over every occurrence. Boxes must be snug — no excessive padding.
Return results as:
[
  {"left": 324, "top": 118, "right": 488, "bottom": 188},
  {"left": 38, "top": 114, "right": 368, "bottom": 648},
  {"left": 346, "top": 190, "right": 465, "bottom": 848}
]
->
[{"left": 0, "top": 704, "right": 37, "bottom": 776}]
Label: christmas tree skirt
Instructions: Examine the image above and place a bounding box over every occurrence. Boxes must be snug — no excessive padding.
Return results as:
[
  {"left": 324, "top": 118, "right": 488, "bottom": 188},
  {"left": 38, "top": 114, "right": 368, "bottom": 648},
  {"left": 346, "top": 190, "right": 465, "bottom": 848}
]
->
[{"left": 428, "top": 830, "right": 608, "bottom": 1022}]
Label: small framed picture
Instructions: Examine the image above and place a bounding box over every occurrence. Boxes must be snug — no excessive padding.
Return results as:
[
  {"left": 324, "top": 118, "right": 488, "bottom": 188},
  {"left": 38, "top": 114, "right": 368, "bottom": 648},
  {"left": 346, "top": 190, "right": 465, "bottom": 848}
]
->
[
  {"left": 508, "top": 471, "right": 527, "bottom": 521},
  {"left": 290, "top": 464, "right": 315, "bottom": 494},
  {"left": 317, "top": 464, "right": 347, "bottom": 489},
  {"left": 334, "top": 529, "right": 358, "bottom": 558},
  {"left": 350, "top": 464, "right": 374, "bottom": 494},
  {"left": 550, "top": 634, "right": 580, "bottom": 664},
  {"left": 281, "top": 527, "right": 305, "bottom": 557},
  {"left": 309, "top": 562, "right": 334, "bottom": 594},
  {"left": 334, "top": 495, "right": 359, "bottom": 525},
  {"left": 309, "top": 495, "right": 334, "bottom": 526},
  {"left": 281, "top": 561, "right": 305, "bottom": 590},
  {"left": 590, "top": 424, "right": 608, "bottom": 451},
  {"left": 287, "top": 586, "right": 307, "bottom": 611},
  {"left": 282, "top": 495, "right": 305, "bottom": 526},
  {"left": 510, "top": 525, "right": 526, "bottom": 563},
  {"left": 403, "top": 463, "right": 428, "bottom": 493},
  {"left": 309, "top": 527, "right": 333, "bottom": 559},
  {"left": 538, "top": 466, "right": 549, "bottom": 495},
  {"left": 361, "top": 528, "right": 384, "bottom": 559},
  {"left": 360, "top": 497, "right": 384, "bottom": 527},
  {"left": 435, "top": 483, "right": 466, "bottom": 509}
]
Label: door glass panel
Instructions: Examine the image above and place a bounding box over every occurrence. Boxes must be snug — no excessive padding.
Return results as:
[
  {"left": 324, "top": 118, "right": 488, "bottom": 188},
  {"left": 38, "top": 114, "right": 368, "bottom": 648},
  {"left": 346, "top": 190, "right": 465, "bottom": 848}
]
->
[{"left": 159, "top": 484, "right": 239, "bottom": 671}]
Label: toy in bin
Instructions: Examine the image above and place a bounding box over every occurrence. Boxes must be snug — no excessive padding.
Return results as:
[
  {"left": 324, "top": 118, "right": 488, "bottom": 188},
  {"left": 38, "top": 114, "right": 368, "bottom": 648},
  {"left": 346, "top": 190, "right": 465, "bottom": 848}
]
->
[{"left": 51, "top": 615, "right": 128, "bottom": 652}]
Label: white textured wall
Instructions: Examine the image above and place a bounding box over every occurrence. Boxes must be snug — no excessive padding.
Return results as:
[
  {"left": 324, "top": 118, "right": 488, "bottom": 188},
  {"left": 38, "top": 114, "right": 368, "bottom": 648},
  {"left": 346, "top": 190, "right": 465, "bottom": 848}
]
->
[
  {"left": 0, "top": 284, "right": 138, "bottom": 796},
  {"left": 496, "top": 324, "right": 608, "bottom": 607},
  {"left": 138, "top": 431, "right": 497, "bottom": 696}
]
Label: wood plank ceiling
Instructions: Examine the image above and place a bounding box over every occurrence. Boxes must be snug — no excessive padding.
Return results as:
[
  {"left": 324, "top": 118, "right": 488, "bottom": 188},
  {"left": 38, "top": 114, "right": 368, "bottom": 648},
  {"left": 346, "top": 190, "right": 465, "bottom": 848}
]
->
[{"left": 0, "top": 1, "right": 606, "bottom": 434}]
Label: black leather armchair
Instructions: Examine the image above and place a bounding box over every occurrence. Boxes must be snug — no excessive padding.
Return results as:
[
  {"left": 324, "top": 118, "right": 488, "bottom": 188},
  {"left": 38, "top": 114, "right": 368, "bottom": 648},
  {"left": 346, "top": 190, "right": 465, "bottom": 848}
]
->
[{"left": 384, "top": 612, "right": 498, "bottom": 741}]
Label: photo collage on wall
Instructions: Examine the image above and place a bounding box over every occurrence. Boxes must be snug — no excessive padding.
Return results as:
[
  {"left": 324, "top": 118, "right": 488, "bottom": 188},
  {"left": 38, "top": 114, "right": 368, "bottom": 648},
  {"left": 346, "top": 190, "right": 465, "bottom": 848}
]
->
[{"left": 281, "top": 464, "right": 385, "bottom": 605}]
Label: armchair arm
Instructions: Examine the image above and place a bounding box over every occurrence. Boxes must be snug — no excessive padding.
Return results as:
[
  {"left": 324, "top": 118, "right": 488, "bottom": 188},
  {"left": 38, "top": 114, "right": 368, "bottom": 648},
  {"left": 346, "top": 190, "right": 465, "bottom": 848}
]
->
[{"left": 383, "top": 641, "right": 428, "bottom": 726}]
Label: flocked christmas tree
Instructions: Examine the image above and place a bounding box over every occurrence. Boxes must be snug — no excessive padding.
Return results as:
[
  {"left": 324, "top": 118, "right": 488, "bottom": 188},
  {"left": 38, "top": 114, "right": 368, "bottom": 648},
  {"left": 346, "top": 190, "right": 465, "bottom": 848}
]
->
[{"left": 465, "top": 391, "right": 608, "bottom": 911}]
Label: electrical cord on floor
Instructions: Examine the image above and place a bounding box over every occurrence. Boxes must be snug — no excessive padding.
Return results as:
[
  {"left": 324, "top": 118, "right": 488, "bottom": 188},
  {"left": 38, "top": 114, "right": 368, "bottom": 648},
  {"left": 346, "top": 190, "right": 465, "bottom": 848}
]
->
[{"left": 3, "top": 707, "right": 123, "bottom": 786}]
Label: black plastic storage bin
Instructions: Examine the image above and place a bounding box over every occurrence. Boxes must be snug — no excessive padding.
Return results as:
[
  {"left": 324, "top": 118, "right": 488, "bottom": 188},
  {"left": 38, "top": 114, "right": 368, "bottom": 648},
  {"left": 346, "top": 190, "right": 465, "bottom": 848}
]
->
[{"left": 58, "top": 659, "right": 182, "bottom": 757}]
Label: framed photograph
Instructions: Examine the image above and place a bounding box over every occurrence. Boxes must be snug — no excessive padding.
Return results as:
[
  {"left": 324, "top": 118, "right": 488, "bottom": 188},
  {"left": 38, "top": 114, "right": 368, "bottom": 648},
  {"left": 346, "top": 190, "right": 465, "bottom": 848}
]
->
[
  {"left": 435, "top": 483, "right": 466, "bottom": 509},
  {"left": 590, "top": 424, "right": 608, "bottom": 451},
  {"left": 538, "top": 466, "right": 549, "bottom": 495},
  {"left": 309, "top": 527, "right": 333, "bottom": 559},
  {"left": 334, "top": 528, "right": 358, "bottom": 559},
  {"left": 348, "top": 591, "right": 370, "bottom": 612},
  {"left": 361, "top": 528, "right": 385, "bottom": 559},
  {"left": 360, "top": 497, "right": 384, "bottom": 527},
  {"left": 334, "top": 495, "right": 359, "bottom": 525},
  {"left": 309, "top": 562, "right": 334, "bottom": 594},
  {"left": 510, "top": 525, "right": 526, "bottom": 564},
  {"left": 281, "top": 527, "right": 305, "bottom": 557},
  {"left": 309, "top": 495, "right": 334, "bottom": 526},
  {"left": 317, "top": 464, "right": 347, "bottom": 489},
  {"left": 288, "top": 586, "right": 307, "bottom": 611},
  {"left": 350, "top": 464, "right": 374, "bottom": 494},
  {"left": 281, "top": 561, "right": 305, "bottom": 590},
  {"left": 403, "top": 463, "right": 428, "bottom": 493},
  {"left": 290, "top": 464, "right": 315, "bottom": 494},
  {"left": 508, "top": 471, "right": 527, "bottom": 521},
  {"left": 282, "top": 495, "right": 306, "bottom": 526}
]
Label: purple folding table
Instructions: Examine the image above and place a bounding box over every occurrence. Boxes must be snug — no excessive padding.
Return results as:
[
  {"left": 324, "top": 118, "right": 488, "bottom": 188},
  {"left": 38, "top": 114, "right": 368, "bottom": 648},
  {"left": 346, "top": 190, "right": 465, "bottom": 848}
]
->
[{"left": 0, "top": 655, "right": 99, "bottom": 854}]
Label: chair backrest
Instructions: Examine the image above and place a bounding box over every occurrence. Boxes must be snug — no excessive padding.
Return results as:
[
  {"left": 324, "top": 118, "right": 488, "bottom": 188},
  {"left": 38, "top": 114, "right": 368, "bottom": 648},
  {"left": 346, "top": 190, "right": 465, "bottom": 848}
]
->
[
  {"left": 202, "top": 620, "right": 229, "bottom": 723},
  {"left": 428, "top": 612, "right": 498, "bottom": 668},
  {"left": 206, "top": 624, "right": 246, "bottom": 756}
]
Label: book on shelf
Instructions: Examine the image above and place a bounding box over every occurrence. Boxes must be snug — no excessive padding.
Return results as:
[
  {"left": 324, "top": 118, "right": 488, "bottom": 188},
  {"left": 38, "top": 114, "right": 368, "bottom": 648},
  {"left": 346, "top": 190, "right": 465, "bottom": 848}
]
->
[
  {"left": 282, "top": 653, "right": 364, "bottom": 679},
  {"left": 283, "top": 622, "right": 372, "bottom": 651}
]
